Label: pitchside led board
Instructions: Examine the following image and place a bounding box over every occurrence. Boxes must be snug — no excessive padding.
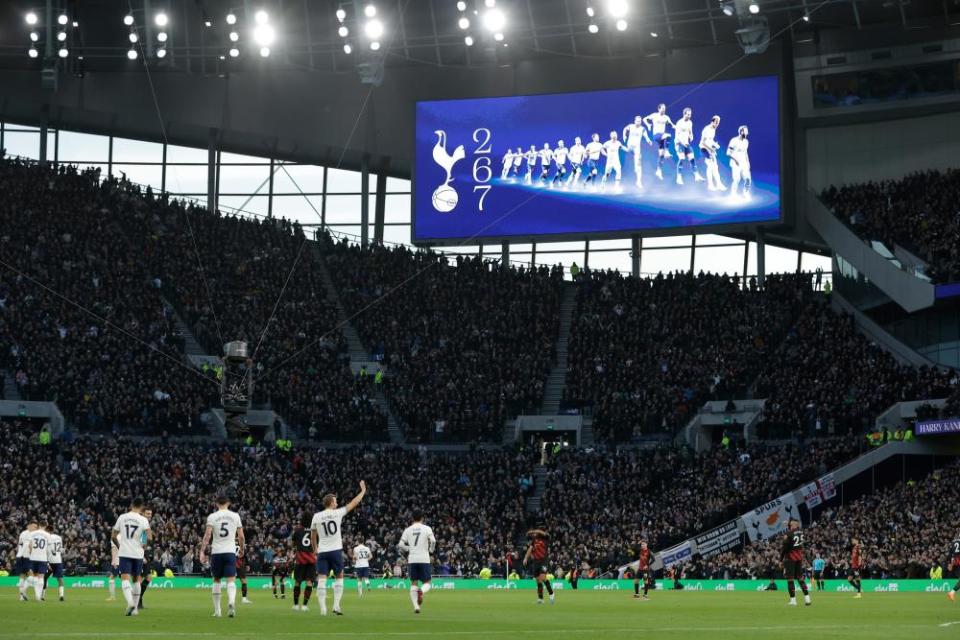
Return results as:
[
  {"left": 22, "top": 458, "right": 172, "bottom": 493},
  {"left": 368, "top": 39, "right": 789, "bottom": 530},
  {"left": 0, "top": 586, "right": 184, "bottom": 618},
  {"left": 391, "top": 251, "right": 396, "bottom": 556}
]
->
[{"left": 413, "top": 75, "right": 781, "bottom": 244}]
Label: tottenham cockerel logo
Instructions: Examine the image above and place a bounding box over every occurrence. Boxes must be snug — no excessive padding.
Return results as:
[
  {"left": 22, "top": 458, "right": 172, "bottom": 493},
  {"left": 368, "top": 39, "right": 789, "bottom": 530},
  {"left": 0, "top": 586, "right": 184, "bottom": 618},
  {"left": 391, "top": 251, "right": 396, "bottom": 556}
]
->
[{"left": 431, "top": 130, "right": 466, "bottom": 213}]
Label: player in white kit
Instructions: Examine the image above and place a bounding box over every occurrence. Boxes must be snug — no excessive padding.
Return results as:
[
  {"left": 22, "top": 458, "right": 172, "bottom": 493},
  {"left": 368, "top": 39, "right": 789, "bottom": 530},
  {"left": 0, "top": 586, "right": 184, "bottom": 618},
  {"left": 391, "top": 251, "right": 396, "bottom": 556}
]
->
[
  {"left": 601, "top": 131, "right": 624, "bottom": 192},
  {"left": 311, "top": 480, "right": 367, "bottom": 616},
  {"left": 674, "top": 108, "right": 705, "bottom": 185},
  {"left": 111, "top": 497, "right": 152, "bottom": 616},
  {"left": 550, "top": 140, "right": 569, "bottom": 188},
  {"left": 699, "top": 115, "right": 726, "bottom": 192},
  {"left": 199, "top": 496, "right": 245, "bottom": 618},
  {"left": 583, "top": 133, "right": 604, "bottom": 190},
  {"left": 23, "top": 521, "right": 51, "bottom": 602},
  {"left": 644, "top": 103, "right": 676, "bottom": 180},
  {"left": 351, "top": 541, "right": 373, "bottom": 596},
  {"left": 538, "top": 143, "right": 553, "bottom": 184},
  {"left": 14, "top": 520, "right": 37, "bottom": 601},
  {"left": 44, "top": 526, "right": 65, "bottom": 601},
  {"left": 566, "top": 137, "right": 586, "bottom": 188},
  {"left": 398, "top": 512, "right": 436, "bottom": 614},
  {"left": 523, "top": 145, "right": 538, "bottom": 184},
  {"left": 727, "top": 125, "right": 752, "bottom": 200},
  {"left": 500, "top": 149, "right": 514, "bottom": 179},
  {"left": 622, "top": 115, "right": 652, "bottom": 188},
  {"left": 107, "top": 539, "right": 120, "bottom": 601},
  {"left": 510, "top": 147, "right": 524, "bottom": 179}
]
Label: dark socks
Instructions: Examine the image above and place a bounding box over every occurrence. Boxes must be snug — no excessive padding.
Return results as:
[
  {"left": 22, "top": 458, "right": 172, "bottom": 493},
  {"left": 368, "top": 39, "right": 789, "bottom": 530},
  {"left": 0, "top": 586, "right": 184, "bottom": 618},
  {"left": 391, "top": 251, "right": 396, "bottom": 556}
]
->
[
  {"left": 634, "top": 580, "right": 640, "bottom": 595},
  {"left": 293, "top": 585, "right": 300, "bottom": 605},
  {"left": 544, "top": 580, "right": 553, "bottom": 595},
  {"left": 241, "top": 582, "right": 248, "bottom": 598},
  {"left": 139, "top": 579, "right": 149, "bottom": 605},
  {"left": 787, "top": 580, "right": 796, "bottom": 598},
  {"left": 537, "top": 582, "right": 544, "bottom": 600},
  {"left": 798, "top": 579, "right": 809, "bottom": 596},
  {"left": 643, "top": 580, "right": 649, "bottom": 596},
  {"left": 303, "top": 586, "right": 313, "bottom": 605}
]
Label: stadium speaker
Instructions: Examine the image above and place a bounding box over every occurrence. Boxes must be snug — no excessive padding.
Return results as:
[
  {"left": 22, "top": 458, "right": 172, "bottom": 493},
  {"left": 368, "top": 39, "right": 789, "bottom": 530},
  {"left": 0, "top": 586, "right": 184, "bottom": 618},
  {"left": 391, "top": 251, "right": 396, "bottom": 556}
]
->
[
  {"left": 357, "top": 61, "right": 385, "bottom": 86},
  {"left": 41, "top": 65, "right": 58, "bottom": 91},
  {"left": 735, "top": 17, "right": 770, "bottom": 55}
]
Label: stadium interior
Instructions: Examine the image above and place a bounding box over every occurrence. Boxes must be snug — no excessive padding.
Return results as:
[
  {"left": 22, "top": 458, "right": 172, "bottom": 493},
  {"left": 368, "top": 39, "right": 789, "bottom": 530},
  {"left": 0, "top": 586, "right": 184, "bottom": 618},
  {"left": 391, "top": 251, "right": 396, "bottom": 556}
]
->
[{"left": 1, "top": 0, "right": 960, "bottom": 635}]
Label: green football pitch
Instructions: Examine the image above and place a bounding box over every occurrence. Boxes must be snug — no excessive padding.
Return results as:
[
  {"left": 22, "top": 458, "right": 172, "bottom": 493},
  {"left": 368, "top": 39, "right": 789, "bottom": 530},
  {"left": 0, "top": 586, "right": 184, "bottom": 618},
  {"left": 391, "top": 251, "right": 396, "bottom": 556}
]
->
[{"left": 1, "top": 588, "right": 958, "bottom": 639}]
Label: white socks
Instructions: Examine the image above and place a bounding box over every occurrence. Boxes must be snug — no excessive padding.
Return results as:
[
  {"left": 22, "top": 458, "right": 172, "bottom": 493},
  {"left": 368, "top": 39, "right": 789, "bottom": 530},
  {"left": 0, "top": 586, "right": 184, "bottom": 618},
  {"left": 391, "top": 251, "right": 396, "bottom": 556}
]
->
[
  {"left": 32, "top": 576, "right": 43, "bottom": 601},
  {"left": 121, "top": 579, "right": 134, "bottom": 607},
  {"left": 422, "top": 582, "right": 432, "bottom": 594},
  {"left": 17, "top": 577, "right": 25, "bottom": 593},
  {"left": 409, "top": 585, "right": 419, "bottom": 609},
  {"left": 226, "top": 581, "right": 237, "bottom": 607},
  {"left": 108, "top": 578, "right": 116, "bottom": 598},
  {"left": 59, "top": 585, "right": 65, "bottom": 599},
  {"left": 317, "top": 582, "right": 327, "bottom": 613},
  {"left": 131, "top": 582, "right": 141, "bottom": 606},
  {"left": 212, "top": 583, "right": 222, "bottom": 615},
  {"left": 357, "top": 581, "right": 363, "bottom": 596},
  {"left": 332, "top": 579, "right": 344, "bottom": 611}
]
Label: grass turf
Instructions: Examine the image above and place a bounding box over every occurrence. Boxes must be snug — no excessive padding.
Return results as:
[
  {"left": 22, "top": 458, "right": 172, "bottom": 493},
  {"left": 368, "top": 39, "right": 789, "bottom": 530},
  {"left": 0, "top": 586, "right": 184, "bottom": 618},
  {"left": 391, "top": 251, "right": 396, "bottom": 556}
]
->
[{"left": 1, "top": 588, "right": 958, "bottom": 639}]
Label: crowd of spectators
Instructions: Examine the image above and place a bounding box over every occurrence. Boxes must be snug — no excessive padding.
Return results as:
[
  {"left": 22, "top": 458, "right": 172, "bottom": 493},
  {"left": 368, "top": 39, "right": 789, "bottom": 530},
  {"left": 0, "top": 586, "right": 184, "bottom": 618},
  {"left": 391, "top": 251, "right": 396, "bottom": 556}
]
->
[
  {"left": 324, "top": 238, "right": 563, "bottom": 442},
  {"left": 821, "top": 169, "right": 960, "bottom": 283},
  {"left": 753, "top": 296, "right": 957, "bottom": 439},
  {"left": 0, "top": 159, "right": 215, "bottom": 434},
  {"left": 698, "top": 460, "right": 960, "bottom": 580},
  {"left": 0, "top": 420, "right": 534, "bottom": 578},
  {"left": 563, "top": 269, "right": 812, "bottom": 441},
  {"left": 537, "top": 436, "right": 866, "bottom": 574},
  {"left": 0, "top": 156, "right": 385, "bottom": 440}
]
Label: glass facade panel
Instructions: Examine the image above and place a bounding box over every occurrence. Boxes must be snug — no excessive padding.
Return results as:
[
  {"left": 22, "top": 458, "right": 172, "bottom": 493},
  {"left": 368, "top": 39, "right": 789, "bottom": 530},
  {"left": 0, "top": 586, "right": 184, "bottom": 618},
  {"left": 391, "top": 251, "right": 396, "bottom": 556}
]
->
[
  {"left": 642, "top": 248, "right": 691, "bottom": 275},
  {"left": 113, "top": 137, "right": 162, "bottom": 163},
  {"left": 327, "top": 167, "right": 362, "bottom": 193},
  {"left": 57, "top": 131, "right": 109, "bottom": 162},
  {"left": 3, "top": 131, "right": 41, "bottom": 160}
]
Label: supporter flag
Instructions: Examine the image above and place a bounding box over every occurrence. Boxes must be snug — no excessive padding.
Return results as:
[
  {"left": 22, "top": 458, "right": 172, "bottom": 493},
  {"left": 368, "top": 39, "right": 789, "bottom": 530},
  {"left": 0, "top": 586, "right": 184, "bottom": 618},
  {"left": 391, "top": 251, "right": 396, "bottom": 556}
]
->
[
  {"left": 739, "top": 493, "right": 798, "bottom": 543},
  {"left": 800, "top": 473, "right": 836, "bottom": 510}
]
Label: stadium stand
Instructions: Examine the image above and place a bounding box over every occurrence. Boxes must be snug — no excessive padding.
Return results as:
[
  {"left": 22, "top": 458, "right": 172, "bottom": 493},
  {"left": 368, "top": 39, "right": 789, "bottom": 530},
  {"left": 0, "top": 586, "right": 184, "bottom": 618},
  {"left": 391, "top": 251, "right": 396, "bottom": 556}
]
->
[
  {"left": 323, "top": 237, "right": 563, "bottom": 443},
  {"left": 820, "top": 169, "right": 960, "bottom": 283}
]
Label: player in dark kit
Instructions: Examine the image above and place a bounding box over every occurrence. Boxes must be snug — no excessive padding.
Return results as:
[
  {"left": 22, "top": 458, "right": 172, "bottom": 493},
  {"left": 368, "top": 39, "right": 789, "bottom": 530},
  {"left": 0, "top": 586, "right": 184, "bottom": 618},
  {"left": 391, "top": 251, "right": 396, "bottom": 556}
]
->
[
  {"left": 781, "top": 520, "right": 811, "bottom": 606},
  {"left": 524, "top": 528, "right": 555, "bottom": 605},
  {"left": 272, "top": 550, "right": 290, "bottom": 599},
  {"left": 138, "top": 507, "right": 153, "bottom": 610},
  {"left": 633, "top": 541, "right": 653, "bottom": 600},
  {"left": 847, "top": 538, "right": 864, "bottom": 598},
  {"left": 236, "top": 545, "right": 252, "bottom": 603},
  {"left": 291, "top": 515, "right": 318, "bottom": 611},
  {"left": 948, "top": 536, "right": 960, "bottom": 602}
]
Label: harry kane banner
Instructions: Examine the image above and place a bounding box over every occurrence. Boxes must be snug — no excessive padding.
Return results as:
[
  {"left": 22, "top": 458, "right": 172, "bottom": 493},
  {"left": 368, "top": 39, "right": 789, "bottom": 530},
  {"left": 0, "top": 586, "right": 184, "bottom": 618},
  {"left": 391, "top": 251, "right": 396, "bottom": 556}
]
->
[
  {"left": 739, "top": 493, "right": 798, "bottom": 544},
  {"left": 413, "top": 75, "right": 781, "bottom": 243}
]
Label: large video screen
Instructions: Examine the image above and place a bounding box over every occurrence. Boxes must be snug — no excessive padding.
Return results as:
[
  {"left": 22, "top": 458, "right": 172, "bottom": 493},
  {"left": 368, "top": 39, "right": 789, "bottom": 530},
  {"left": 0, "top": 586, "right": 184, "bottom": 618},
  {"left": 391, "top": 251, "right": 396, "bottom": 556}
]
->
[{"left": 413, "top": 75, "right": 780, "bottom": 243}]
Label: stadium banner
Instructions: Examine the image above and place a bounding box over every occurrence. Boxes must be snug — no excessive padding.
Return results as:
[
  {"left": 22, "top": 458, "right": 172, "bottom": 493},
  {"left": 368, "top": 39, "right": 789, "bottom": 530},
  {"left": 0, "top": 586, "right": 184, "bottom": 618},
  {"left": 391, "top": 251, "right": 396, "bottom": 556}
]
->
[
  {"left": 413, "top": 75, "right": 781, "bottom": 244},
  {"left": 658, "top": 540, "right": 695, "bottom": 568},
  {"left": 915, "top": 418, "right": 960, "bottom": 436},
  {"left": 739, "top": 493, "right": 798, "bottom": 543},
  {"left": 799, "top": 473, "right": 837, "bottom": 509},
  {"left": 694, "top": 519, "right": 743, "bottom": 559},
  {"left": 0, "top": 577, "right": 952, "bottom": 593}
]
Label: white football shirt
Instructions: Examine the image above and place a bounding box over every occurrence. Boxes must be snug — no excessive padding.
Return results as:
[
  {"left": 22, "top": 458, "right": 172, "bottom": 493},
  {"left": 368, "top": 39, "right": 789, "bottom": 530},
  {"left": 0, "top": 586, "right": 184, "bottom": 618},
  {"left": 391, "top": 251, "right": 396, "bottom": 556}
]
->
[
  {"left": 16, "top": 530, "right": 31, "bottom": 558},
  {"left": 206, "top": 509, "right": 243, "bottom": 554},
  {"left": 113, "top": 511, "right": 151, "bottom": 559},
  {"left": 538, "top": 149, "right": 552, "bottom": 166},
  {"left": 311, "top": 507, "right": 348, "bottom": 553},
  {"left": 700, "top": 124, "right": 718, "bottom": 150},
  {"left": 399, "top": 523, "right": 436, "bottom": 564},
  {"left": 47, "top": 534, "right": 63, "bottom": 564},
  {"left": 28, "top": 530, "right": 51, "bottom": 562},
  {"left": 603, "top": 140, "right": 623, "bottom": 164},
  {"left": 585, "top": 141, "right": 604, "bottom": 160},
  {"left": 728, "top": 136, "right": 750, "bottom": 164},
  {"left": 568, "top": 144, "right": 585, "bottom": 164},
  {"left": 624, "top": 123, "right": 646, "bottom": 148},
  {"left": 353, "top": 544, "right": 373, "bottom": 568},
  {"left": 675, "top": 119, "right": 694, "bottom": 145},
  {"left": 646, "top": 112, "right": 671, "bottom": 135}
]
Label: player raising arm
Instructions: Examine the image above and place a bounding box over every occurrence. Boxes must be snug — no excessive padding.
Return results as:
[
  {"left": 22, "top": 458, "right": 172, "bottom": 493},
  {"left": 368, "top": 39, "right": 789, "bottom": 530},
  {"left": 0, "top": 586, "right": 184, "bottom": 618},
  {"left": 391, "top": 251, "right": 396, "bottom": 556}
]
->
[
  {"left": 111, "top": 498, "right": 152, "bottom": 617},
  {"left": 398, "top": 512, "right": 436, "bottom": 614},
  {"left": 199, "top": 496, "right": 244, "bottom": 619},
  {"left": 311, "top": 480, "right": 367, "bottom": 616},
  {"left": 524, "top": 528, "right": 555, "bottom": 605},
  {"left": 781, "top": 520, "right": 811, "bottom": 607}
]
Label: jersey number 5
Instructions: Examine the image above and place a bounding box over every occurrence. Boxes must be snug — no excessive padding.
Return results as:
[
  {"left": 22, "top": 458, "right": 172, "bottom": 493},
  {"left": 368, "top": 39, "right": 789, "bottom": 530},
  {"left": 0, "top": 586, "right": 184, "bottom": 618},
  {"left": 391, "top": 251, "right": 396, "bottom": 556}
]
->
[{"left": 219, "top": 523, "right": 229, "bottom": 538}]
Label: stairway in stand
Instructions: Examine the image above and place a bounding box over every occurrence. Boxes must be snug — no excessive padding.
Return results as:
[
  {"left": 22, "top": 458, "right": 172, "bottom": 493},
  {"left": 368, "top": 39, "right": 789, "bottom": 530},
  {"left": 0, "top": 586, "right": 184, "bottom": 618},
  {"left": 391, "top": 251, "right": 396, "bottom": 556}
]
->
[
  {"left": 540, "top": 283, "right": 577, "bottom": 415},
  {"left": 311, "top": 242, "right": 404, "bottom": 444}
]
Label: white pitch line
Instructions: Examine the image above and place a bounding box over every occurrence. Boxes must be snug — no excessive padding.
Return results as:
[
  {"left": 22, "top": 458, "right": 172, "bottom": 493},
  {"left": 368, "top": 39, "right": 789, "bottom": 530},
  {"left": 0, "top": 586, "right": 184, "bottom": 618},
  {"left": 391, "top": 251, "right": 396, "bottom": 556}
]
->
[{"left": 939, "top": 621, "right": 960, "bottom": 627}]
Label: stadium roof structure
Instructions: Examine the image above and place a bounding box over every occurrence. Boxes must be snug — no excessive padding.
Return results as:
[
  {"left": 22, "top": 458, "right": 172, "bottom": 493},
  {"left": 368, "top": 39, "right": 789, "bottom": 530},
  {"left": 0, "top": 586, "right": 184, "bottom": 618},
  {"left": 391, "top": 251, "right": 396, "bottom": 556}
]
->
[{"left": 0, "top": 0, "right": 956, "bottom": 74}]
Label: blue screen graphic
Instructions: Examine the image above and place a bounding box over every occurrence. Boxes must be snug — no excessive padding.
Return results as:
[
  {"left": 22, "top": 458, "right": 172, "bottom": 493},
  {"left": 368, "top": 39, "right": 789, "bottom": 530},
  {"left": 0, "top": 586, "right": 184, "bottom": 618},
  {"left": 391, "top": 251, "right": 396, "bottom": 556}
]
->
[{"left": 414, "top": 75, "right": 780, "bottom": 243}]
